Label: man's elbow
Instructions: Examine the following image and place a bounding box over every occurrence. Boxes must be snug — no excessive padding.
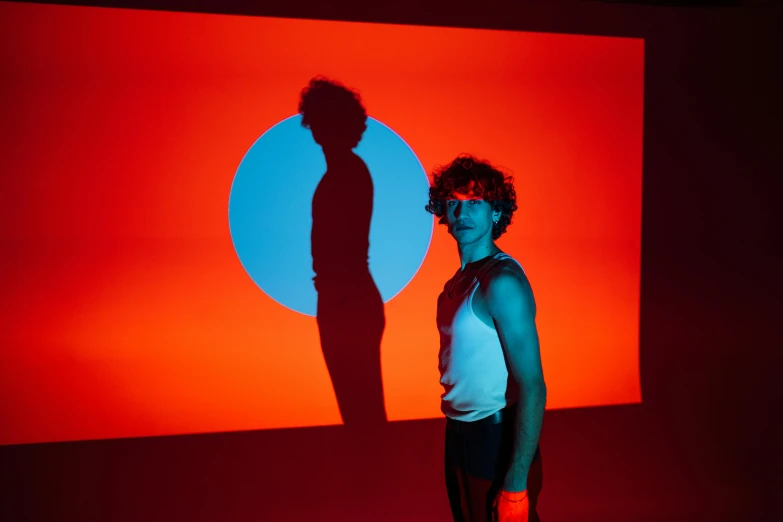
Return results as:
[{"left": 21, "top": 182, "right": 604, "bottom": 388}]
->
[{"left": 519, "top": 379, "right": 547, "bottom": 402}]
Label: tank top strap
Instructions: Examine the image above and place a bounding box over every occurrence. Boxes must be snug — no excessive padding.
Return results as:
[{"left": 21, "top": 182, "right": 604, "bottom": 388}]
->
[{"left": 475, "top": 252, "right": 514, "bottom": 283}]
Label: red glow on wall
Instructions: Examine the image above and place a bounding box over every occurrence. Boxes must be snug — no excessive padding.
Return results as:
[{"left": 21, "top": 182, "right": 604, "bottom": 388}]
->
[{"left": 0, "top": 2, "right": 644, "bottom": 445}]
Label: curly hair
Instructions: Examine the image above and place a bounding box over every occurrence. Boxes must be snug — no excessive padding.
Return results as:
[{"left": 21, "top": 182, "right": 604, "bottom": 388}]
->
[
  {"left": 298, "top": 76, "right": 367, "bottom": 149},
  {"left": 425, "top": 154, "right": 518, "bottom": 240}
]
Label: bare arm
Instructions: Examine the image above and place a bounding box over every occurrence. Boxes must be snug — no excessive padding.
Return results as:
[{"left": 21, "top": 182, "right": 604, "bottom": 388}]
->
[{"left": 484, "top": 267, "right": 547, "bottom": 492}]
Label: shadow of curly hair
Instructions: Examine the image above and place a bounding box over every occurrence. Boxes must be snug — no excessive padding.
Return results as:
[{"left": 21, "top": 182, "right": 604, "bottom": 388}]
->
[
  {"left": 425, "top": 154, "right": 518, "bottom": 240},
  {"left": 298, "top": 76, "right": 367, "bottom": 149}
]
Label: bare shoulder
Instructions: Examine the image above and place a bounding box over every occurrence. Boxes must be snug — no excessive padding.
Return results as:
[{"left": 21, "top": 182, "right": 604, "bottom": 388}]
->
[
  {"left": 483, "top": 258, "right": 531, "bottom": 292},
  {"left": 481, "top": 258, "right": 536, "bottom": 316}
]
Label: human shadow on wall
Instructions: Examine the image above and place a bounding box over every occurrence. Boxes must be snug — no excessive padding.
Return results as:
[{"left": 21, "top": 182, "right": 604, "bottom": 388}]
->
[{"left": 298, "top": 77, "right": 387, "bottom": 426}]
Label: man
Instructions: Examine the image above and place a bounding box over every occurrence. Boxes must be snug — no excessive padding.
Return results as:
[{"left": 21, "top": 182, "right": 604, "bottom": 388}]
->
[{"left": 425, "top": 155, "right": 546, "bottom": 522}]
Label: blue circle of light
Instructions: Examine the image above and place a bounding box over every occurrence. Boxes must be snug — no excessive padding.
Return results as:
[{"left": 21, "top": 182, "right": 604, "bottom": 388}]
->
[{"left": 228, "top": 115, "right": 433, "bottom": 317}]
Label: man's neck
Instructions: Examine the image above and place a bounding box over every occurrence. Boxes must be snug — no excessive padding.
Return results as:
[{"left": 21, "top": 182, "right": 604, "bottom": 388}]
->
[{"left": 458, "top": 241, "right": 499, "bottom": 270}]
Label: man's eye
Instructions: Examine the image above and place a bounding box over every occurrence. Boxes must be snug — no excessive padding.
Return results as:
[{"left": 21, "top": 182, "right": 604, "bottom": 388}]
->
[
  {"left": 469, "top": 200, "right": 481, "bottom": 204},
  {"left": 447, "top": 200, "right": 457, "bottom": 206}
]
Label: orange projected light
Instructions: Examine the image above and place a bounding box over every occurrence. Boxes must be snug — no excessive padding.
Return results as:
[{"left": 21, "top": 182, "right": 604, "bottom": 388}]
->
[{"left": 0, "top": 2, "right": 644, "bottom": 445}]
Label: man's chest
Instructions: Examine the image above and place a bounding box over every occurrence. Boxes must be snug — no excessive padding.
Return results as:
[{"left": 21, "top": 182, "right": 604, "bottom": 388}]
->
[{"left": 437, "top": 282, "right": 495, "bottom": 331}]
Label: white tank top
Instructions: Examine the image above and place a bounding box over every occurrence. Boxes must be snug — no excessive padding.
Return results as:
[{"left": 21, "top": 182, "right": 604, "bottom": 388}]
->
[{"left": 437, "top": 252, "right": 523, "bottom": 421}]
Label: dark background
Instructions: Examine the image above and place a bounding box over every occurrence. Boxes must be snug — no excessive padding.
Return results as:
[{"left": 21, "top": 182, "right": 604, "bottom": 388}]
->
[{"left": 1, "top": 1, "right": 780, "bottom": 520}]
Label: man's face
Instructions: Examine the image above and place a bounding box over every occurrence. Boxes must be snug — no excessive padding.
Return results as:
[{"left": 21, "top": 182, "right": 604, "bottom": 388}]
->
[{"left": 445, "top": 189, "right": 499, "bottom": 245}]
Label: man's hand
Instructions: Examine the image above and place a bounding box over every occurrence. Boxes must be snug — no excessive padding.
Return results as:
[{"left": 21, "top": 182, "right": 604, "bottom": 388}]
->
[{"left": 493, "top": 489, "right": 529, "bottom": 522}]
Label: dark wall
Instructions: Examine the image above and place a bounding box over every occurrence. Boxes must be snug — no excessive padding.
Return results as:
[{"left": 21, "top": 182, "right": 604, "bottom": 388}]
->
[
  {"left": 635, "top": 1, "right": 780, "bottom": 503},
  {"left": 2, "top": 1, "right": 780, "bottom": 521}
]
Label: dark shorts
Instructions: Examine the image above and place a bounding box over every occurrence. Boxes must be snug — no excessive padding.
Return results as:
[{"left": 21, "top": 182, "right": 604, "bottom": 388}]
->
[{"left": 444, "top": 406, "right": 542, "bottom": 522}]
